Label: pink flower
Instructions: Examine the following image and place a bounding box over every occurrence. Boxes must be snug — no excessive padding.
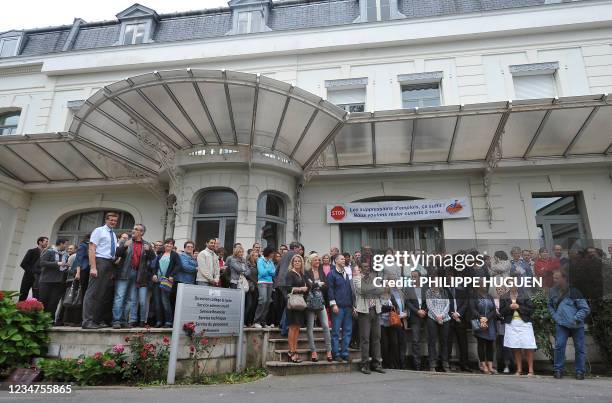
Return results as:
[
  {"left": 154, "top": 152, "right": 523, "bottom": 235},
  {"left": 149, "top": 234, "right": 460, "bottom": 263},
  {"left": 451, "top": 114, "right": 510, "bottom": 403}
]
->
[
  {"left": 162, "top": 336, "right": 170, "bottom": 345},
  {"left": 140, "top": 351, "right": 148, "bottom": 359},
  {"left": 102, "top": 359, "right": 116, "bottom": 368},
  {"left": 200, "top": 338, "right": 209, "bottom": 346},
  {"left": 189, "top": 344, "right": 195, "bottom": 353},
  {"left": 92, "top": 352, "right": 103, "bottom": 360},
  {"left": 112, "top": 344, "right": 124, "bottom": 354},
  {"left": 15, "top": 298, "right": 44, "bottom": 312}
]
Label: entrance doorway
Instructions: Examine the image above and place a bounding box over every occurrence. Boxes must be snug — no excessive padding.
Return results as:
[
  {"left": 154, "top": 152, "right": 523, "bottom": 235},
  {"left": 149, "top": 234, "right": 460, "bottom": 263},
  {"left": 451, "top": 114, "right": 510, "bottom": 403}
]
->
[
  {"left": 533, "top": 193, "right": 588, "bottom": 251},
  {"left": 340, "top": 221, "right": 443, "bottom": 255},
  {"left": 193, "top": 189, "right": 237, "bottom": 251}
]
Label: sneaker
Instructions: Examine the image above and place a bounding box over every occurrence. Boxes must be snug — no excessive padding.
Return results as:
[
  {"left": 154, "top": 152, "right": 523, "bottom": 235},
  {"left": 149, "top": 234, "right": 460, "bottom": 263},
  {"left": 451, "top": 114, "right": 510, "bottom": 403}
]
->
[
  {"left": 360, "top": 365, "right": 371, "bottom": 375},
  {"left": 112, "top": 323, "right": 121, "bottom": 329},
  {"left": 335, "top": 357, "right": 344, "bottom": 363},
  {"left": 503, "top": 367, "right": 510, "bottom": 374},
  {"left": 253, "top": 323, "right": 263, "bottom": 328},
  {"left": 575, "top": 373, "right": 584, "bottom": 380}
]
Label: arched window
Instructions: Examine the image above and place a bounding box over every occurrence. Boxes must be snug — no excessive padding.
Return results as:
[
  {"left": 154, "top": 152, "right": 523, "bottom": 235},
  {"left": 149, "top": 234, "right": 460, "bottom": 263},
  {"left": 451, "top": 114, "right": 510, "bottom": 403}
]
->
[
  {"left": 193, "top": 189, "right": 237, "bottom": 251},
  {"left": 256, "top": 192, "right": 286, "bottom": 250},
  {"left": 57, "top": 210, "right": 135, "bottom": 246},
  {"left": 0, "top": 111, "right": 20, "bottom": 135}
]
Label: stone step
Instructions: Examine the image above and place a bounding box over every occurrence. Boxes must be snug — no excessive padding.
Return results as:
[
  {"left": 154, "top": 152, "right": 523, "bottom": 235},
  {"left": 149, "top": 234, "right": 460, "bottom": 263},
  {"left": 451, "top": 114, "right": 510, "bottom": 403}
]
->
[
  {"left": 272, "top": 348, "right": 360, "bottom": 362},
  {"left": 267, "top": 337, "right": 326, "bottom": 351},
  {"left": 265, "top": 359, "right": 362, "bottom": 376}
]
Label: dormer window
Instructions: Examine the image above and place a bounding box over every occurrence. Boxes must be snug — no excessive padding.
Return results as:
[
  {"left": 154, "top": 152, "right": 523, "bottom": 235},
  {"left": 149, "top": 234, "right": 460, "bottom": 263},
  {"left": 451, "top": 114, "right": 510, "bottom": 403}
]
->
[
  {"left": 367, "top": 0, "right": 391, "bottom": 22},
  {"left": 0, "top": 37, "right": 19, "bottom": 57},
  {"left": 237, "top": 11, "right": 262, "bottom": 34},
  {"left": 115, "top": 4, "right": 158, "bottom": 46},
  {"left": 355, "top": 0, "right": 404, "bottom": 23},
  {"left": 227, "top": 0, "right": 271, "bottom": 35},
  {"left": 123, "top": 23, "right": 146, "bottom": 45},
  {"left": 0, "top": 31, "right": 23, "bottom": 57}
]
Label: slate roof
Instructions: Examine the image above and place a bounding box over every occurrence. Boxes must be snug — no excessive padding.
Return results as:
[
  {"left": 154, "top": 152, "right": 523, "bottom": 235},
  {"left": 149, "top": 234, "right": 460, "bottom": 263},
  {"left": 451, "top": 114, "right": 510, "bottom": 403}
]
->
[{"left": 6, "top": 0, "right": 582, "bottom": 58}]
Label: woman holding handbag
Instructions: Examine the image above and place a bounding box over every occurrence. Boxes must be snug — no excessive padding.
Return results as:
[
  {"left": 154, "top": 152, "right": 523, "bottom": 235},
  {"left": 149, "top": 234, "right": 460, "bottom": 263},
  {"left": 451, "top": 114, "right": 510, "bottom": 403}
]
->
[
  {"left": 470, "top": 283, "right": 497, "bottom": 374},
  {"left": 304, "top": 253, "right": 332, "bottom": 362},
  {"left": 285, "top": 254, "right": 308, "bottom": 363},
  {"left": 152, "top": 238, "right": 181, "bottom": 328}
]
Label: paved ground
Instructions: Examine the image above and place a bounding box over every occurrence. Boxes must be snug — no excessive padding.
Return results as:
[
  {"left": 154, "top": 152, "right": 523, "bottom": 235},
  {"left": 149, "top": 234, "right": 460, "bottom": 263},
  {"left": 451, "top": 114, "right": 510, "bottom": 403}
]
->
[{"left": 1, "top": 370, "right": 611, "bottom": 403}]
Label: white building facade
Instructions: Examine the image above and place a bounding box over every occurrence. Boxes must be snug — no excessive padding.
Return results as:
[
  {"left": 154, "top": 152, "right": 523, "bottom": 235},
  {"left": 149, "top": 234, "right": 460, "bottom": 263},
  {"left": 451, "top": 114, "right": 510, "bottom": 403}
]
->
[{"left": 1, "top": 0, "right": 612, "bottom": 291}]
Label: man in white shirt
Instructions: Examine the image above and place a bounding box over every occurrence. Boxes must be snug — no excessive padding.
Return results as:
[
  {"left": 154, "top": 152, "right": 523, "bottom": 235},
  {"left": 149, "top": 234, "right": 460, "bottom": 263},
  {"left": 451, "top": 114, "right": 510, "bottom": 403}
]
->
[
  {"left": 197, "top": 238, "right": 220, "bottom": 286},
  {"left": 82, "top": 212, "right": 119, "bottom": 329}
]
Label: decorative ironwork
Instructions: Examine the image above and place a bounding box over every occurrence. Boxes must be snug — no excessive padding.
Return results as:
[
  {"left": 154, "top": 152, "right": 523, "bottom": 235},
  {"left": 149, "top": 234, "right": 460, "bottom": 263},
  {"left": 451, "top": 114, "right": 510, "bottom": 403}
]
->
[
  {"left": 294, "top": 179, "right": 304, "bottom": 242},
  {"left": 483, "top": 133, "right": 503, "bottom": 228},
  {"left": 131, "top": 119, "right": 184, "bottom": 218},
  {"left": 303, "top": 148, "right": 327, "bottom": 183}
]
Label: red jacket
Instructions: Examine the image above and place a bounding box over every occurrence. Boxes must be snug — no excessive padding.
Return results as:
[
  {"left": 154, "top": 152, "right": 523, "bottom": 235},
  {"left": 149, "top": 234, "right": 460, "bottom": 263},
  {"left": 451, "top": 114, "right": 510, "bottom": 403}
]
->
[{"left": 534, "top": 258, "right": 560, "bottom": 288}]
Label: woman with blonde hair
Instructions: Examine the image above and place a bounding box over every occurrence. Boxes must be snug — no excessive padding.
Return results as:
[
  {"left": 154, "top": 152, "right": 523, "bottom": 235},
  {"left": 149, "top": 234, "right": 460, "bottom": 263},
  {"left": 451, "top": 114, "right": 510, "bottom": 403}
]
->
[
  {"left": 304, "top": 253, "right": 333, "bottom": 362},
  {"left": 228, "top": 245, "right": 250, "bottom": 290},
  {"left": 285, "top": 254, "right": 308, "bottom": 363}
]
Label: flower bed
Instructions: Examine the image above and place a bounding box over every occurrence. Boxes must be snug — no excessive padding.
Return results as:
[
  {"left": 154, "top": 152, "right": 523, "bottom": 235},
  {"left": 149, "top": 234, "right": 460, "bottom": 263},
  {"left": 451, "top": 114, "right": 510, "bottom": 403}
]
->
[{"left": 0, "top": 291, "right": 53, "bottom": 376}]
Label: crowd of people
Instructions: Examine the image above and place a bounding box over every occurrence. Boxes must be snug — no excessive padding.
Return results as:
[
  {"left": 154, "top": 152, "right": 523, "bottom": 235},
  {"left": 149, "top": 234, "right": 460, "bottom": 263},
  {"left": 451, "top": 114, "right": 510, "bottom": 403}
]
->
[{"left": 18, "top": 211, "right": 609, "bottom": 379}]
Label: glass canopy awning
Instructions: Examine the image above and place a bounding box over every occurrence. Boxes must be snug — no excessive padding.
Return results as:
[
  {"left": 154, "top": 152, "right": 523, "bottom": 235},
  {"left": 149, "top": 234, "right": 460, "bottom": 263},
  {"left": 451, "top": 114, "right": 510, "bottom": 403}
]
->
[
  {"left": 322, "top": 94, "right": 612, "bottom": 169},
  {"left": 0, "top": 69, "right": 610, "bottom": 186}
]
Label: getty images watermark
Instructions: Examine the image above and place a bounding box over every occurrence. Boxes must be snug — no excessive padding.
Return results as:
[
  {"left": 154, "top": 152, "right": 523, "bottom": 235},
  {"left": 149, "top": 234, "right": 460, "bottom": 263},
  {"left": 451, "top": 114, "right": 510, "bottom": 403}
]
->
[{"left": 370, "top": 251, "right": 542, "bottom": 289}]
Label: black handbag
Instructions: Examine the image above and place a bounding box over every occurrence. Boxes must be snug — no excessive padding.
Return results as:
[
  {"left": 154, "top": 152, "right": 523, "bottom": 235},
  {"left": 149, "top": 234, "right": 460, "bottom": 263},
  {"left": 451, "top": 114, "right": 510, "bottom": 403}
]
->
[
  {"left": 306, "top": 288, "right": 325, "bottom": 311},
  {"left": 62, "top": 280, "right": 82, "bottom": 308}
]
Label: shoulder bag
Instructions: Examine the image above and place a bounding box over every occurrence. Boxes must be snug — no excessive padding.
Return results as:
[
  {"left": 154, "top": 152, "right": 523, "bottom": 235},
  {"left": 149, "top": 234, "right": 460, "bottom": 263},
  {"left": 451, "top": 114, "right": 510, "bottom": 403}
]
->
[
  {"left": 287, "top": 289, "right": 307, "bottom": 311},
  {"left": 306, "top": 286, "right": 324, "bottom": 311}
]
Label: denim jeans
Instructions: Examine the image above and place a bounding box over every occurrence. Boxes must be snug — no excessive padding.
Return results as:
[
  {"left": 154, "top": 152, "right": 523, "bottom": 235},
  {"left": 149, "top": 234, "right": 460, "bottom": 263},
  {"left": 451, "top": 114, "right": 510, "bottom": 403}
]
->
[
  {"left": 112, "top": 268, "right": 138, "bottom": 325},
  {"left": 331, "top": 306, "right": 353, "bottom": 359},
  {"left": 254, "top": 283, "right": 273, "bottom": 325},
  {"left": 153, "top": 285, "right": 173, "bottom": 326},
  {"left": 554, "top": 325, "right": 586, "bottom": 374},
  {"left": 128, "top": 285, "right": 149, "bottom": 324},
  {"left": 307, "top": 308, "right": 332, "bottom": 352}
]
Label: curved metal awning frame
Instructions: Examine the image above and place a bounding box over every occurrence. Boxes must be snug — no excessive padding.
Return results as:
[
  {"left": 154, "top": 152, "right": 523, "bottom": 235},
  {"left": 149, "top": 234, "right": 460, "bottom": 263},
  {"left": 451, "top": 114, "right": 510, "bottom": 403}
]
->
[
  {"left": 1, "top": 69, "right": 611, "bottom": 187},
  {"left": 68, "top": 69, "right": 348, "bottom": 176}
]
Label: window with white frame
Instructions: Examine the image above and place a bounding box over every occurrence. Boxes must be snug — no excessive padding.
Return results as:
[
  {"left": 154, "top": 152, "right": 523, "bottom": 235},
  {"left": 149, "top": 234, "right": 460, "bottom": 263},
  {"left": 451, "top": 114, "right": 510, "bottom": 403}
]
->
[
  {"left": 366, "top": 0, "right": 391, "bottom": 22},
  {"left": 0, "top": 37, "right": 19, "bottom": 57},
  {"left": 510, "top": 62, "right": 559, "bottom": 100},
  {"left": 0, "top": 111, "right": 20, "bottom": 135},
  {"left": 256, "top": 192, "right": 286, "bottom": 250},
  {"left": 401, "top": 83, "right": 441, "bottom": 108},
  {"left": 122, "top": 23, "right": 146, "bottom": 45},
  {"left": 327, "top": 88, "right": 366, "bottom": 113},
  {"left": 237, "top": 11, "right": 262, "bottom": 34}
]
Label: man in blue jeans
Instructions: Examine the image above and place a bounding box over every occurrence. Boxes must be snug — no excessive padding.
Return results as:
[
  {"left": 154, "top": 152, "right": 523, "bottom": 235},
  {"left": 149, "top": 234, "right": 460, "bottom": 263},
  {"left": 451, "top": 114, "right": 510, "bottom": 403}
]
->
[
  {"left": 548, "top": 269, "right": 590, "bottom": 380},
  {"left": 327, "top": 254, "right": 354, "bottom": 362}
]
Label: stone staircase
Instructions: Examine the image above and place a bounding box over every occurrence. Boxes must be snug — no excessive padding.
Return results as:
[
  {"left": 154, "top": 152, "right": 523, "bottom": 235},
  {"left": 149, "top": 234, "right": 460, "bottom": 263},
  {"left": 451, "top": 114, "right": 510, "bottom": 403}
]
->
[{"left": 264, "top": 327, "right": 361, "bottom": 376}]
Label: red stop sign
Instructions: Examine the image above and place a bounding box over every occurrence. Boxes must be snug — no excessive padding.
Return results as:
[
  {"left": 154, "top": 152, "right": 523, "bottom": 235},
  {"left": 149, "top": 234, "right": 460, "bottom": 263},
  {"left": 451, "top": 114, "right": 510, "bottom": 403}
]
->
[{"left": 330, "top": 205, "right": 346, "bottom": 221}]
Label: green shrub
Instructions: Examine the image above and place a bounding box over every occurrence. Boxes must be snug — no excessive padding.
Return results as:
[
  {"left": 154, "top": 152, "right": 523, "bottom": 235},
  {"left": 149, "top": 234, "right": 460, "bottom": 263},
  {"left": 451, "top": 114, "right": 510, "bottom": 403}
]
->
[
  {"left": 590, "top": 298, "right": 612, "bottom": 370},
  {"left": 39, "top": 347, "right": 127, "bottom": 386},
  {"left": 531, "top": 290, "right": 555, "bottom": 361},
  {"left": 0, "top": 291, "right": 53, "bottom": 372},
  {"left": 122, "top": 329, "right": 170, "bottom": 383}
]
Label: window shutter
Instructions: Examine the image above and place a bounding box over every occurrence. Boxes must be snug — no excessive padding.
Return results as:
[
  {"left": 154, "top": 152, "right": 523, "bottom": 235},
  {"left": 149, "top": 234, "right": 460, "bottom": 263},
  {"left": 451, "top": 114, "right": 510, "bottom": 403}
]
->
[
  {"left": 327, "top": 88, "right": 366, "bottom": 105},
  {"left": 513, "top": 74, "right": 556, "bottom": 100}
]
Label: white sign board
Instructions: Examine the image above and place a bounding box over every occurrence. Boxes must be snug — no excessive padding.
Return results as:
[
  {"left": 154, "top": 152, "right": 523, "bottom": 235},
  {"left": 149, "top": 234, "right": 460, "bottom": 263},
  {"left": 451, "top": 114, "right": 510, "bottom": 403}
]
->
[
  {"left": 167, "top": 284, "right": 244, "bottom": 384},
  {"left": 326, "top": 198, "right": 471, "bottom": 224}
]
